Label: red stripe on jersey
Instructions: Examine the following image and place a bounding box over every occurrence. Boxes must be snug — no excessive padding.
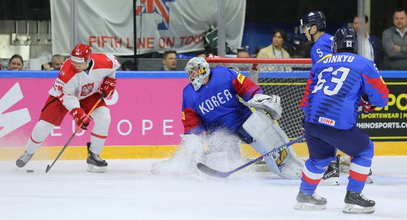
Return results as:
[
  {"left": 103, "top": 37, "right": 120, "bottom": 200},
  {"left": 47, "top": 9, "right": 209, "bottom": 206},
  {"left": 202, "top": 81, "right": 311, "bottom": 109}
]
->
[
  {"left": 302, "top": 171, "right": 322, "bottom": 185},
  {"left": 300, "top": 77, "right": 313, "bottom": 108},
  {"left": 362, "top": 74, "right": 389, "bottom": 100},
  {"left": 182, "top": 107, "right": 202, "bottom": 133},
  {"left": 58, "top": 60, "right": 80, "bottom": 83},
  {"left": 91, "top": 132, "right": 107, "bottom": 139},
  {"left": 349, "top": 170, "right": 368, "bottom": 182},
  {"left": 232, "top": 74, "right": 262, "bottom": 100}
]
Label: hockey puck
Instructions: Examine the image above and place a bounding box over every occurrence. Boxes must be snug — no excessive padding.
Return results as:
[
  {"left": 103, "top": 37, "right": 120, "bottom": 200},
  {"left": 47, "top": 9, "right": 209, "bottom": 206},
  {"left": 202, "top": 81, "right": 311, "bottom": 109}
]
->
[{"left": 26, "top": 169, "right": 34, "bottom": 173}]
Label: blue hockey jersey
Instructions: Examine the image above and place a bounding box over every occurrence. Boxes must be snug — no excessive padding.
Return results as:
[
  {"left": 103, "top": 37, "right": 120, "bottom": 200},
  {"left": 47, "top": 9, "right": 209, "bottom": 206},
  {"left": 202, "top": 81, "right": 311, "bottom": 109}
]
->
[
  {"left": 182, "top": 66, "right": 263, "bottom": 134},
  {"left": 311, "top": 33, "right": 333, "bottom": 64},
  {"left": 300, "top": 52, "right": 389, "bottom": 129}
]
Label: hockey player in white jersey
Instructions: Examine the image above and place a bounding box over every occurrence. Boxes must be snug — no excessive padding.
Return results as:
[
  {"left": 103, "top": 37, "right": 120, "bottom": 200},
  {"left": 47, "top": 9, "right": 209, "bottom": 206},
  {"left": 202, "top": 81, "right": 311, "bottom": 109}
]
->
[{"left": 16, "top": 43, "right": 120, "bottom": 173}]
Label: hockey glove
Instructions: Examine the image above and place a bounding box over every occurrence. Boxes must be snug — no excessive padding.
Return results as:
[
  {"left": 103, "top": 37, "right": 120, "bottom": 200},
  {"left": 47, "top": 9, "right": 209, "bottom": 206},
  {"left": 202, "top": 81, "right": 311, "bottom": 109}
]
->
[
  {"left": 247, "top": 94, "right": 282, "bottom": 120},
  {"left": 99, "top": 77, "right": 116, "bottom": 98},
  {"left": 359, "top": 94, "right": 376, "bottom": 114},
  {"left": 70, "top": 108, "right": 91, "bottom": 130}
]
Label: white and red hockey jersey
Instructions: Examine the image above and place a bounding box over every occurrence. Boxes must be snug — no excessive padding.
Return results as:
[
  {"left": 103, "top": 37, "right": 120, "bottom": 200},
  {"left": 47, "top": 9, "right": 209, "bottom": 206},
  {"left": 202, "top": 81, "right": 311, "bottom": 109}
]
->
[{"left": 49, "top": 53, "right": 120, "bottom": 111}]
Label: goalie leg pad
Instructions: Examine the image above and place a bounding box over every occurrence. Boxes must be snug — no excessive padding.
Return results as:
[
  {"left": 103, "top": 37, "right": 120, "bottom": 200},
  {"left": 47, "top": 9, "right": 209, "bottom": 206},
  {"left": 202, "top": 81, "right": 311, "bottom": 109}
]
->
[
  {"left": 152, "top": 134, "right": 205, "bottom": 175},
  {"left": 242, "top": 111, "right": 304, "bottom": 179}
]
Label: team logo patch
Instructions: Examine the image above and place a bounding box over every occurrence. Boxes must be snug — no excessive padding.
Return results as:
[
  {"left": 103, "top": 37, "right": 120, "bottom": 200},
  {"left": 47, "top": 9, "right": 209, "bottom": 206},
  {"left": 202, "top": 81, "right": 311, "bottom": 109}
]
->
[
  {"left": 318, "top": 116, "right": 336, "bottom": 126},
  {"left": 80, "top": 83, "right": 94, "bottom": 96},
  {"left": 237, "top": 73, "right": 246, "bottom": 84}
]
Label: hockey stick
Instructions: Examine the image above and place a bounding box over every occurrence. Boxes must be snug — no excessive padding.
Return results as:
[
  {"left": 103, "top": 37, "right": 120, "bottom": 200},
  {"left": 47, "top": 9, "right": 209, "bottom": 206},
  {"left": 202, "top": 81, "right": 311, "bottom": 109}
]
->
[
  {"left": 197, "top": 135, "right": 305, "bottom": 178},
  {"left": 45, "top": 92, "right": 105, "bottom": 173}
]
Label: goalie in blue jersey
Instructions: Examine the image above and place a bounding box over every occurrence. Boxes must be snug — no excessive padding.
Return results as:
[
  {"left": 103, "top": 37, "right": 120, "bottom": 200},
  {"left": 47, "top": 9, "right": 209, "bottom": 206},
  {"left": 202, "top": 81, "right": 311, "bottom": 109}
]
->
[
  {"left": 162, "top": 57, "right": 304, "bottom": 179},
  {"left": 295, "top": 27, "right": 389, "bottom": 214}
]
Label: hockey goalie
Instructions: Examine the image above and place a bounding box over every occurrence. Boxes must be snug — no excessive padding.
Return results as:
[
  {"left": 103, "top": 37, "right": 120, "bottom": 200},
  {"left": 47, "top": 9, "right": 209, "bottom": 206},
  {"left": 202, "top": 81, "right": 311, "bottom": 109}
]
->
[{"left": 152, "top": 57, "right": 304, "bottom": 179}]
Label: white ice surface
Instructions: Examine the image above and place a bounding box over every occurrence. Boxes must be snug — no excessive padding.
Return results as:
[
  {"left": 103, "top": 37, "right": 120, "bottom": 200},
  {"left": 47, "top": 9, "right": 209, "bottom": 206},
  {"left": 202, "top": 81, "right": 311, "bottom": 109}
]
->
[{"left": 0, "top": 156, "right": 406, "bottom": 220}]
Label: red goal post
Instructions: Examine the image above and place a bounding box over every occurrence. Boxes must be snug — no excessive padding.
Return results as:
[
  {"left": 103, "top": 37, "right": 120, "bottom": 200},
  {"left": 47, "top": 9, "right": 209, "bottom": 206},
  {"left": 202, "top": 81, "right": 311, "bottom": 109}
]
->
[
  {"left": 206, "top": 57, "right": 312, "bottom": 158},
  {"left": 205, "top": 57, "right": 312, "bottom": 72}
]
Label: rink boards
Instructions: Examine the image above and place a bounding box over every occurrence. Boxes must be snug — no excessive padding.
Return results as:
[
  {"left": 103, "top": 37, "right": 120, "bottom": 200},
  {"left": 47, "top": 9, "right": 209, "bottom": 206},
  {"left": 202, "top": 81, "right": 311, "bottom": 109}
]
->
[{"left": 0, "top": 70, "right": 406, "bottom": 160}]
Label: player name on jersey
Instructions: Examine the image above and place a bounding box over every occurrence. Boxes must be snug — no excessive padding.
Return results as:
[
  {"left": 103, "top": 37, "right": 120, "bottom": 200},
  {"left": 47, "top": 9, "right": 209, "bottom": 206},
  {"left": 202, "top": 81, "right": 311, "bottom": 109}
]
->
[{"left": 322, "top": 55, "right": 355, "bottom": 64}]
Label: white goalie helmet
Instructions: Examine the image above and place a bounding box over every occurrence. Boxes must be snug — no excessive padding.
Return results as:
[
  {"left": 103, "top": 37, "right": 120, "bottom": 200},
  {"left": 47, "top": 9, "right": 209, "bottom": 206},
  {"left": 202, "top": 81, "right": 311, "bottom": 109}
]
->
[{"left": 184, "top": 57, "right": 211, "bottom": 91}]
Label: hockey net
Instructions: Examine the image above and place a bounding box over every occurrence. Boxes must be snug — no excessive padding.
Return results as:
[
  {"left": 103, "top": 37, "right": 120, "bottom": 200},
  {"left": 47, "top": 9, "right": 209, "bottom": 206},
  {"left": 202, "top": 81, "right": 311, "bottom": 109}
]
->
[{"left": 206, "top": 57, "right": 312, "bottom": 158}]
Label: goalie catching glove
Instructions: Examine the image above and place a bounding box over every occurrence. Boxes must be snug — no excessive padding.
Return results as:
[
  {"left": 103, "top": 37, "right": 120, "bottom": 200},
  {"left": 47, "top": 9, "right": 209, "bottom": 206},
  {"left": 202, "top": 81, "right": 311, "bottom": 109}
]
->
[
  {"left": 70, "top": 108, "right": 91, "bottom": 130},
  {"left": 247, "top": 94, "right": 282, "bottom": 120}
]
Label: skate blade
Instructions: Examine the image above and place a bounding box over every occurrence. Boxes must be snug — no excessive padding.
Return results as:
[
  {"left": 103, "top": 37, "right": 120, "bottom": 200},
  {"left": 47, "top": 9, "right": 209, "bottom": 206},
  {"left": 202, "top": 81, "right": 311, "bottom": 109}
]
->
[
  {"left": 320, "top": 177, "right": 340, "bottom": 186},
  {"left": 87, "top": 164, "right": 107, "bottom": 173},
  {"left": 366, "top": 176, "right": 374, "bottom": 184},
  {"left": 343, "top": 204, "right": 375, "bottom": 214},
  {"left": 294, "top": 202, "right": 326, "bottom": 210}
]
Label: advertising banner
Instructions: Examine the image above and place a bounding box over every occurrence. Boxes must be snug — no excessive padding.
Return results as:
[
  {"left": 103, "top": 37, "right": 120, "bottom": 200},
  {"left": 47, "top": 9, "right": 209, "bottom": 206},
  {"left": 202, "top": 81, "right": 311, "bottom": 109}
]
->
[
  {"left": 1, "top": 71, "right": 405, "bottom": 158},
  {"left": 357, "top": 79, "right": 407, "bottom": 141},
  {"left": 51, "top": 0, "right": 246, "bottom": 55},
  {"left": 0, "top": 73, "right": 189, "bottom": 147}
]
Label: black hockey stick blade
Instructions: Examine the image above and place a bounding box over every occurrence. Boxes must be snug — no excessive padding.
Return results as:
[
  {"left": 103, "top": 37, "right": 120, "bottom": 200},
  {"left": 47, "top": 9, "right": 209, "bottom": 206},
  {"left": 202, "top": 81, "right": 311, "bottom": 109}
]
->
[
  {"left": 45, "top": 165, "right": 51, "bottom": 173},
  {"left": 197, "top": 163, "right": 231, "bottom": 178}
]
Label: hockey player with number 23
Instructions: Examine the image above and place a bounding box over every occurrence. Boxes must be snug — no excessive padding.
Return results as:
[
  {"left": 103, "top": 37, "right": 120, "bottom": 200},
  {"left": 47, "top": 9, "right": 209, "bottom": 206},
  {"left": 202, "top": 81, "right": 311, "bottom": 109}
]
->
[
  {"left": 295, "top": 27, "right": 389, "bottom": 214},
  {"left": 16, "top": 43, "right": 120, "bottom": 173},
  {"left": 180, "top": 57, "right": 304, "bottom": 179}
]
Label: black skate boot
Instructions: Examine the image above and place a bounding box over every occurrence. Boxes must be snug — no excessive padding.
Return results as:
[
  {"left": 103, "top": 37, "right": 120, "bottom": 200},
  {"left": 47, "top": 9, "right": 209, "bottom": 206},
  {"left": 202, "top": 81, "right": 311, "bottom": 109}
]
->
[
  {"left": 294, "top": 191, "right": 327, "bottom": 210},
  {"left": 16, "top": 151, "right": 34, "bottom": 168},
  {"left": 321, "top": 155, "right": 340, "bottom": 185},
  {"left": 86, "top": 142, "right": 108, "bottom": 173},
  {"left": 343, "top": 191, "right": 375, "bottom": 214}
]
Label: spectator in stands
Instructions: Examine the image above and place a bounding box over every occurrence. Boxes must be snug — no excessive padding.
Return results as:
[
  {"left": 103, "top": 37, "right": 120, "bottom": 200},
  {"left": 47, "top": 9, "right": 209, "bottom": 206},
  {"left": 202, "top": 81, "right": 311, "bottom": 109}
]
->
[
  {"left": 42, "top": 63, "right": 51, "bottom": 71},
  {"left": 257, "top": 29, "right": 291, "bottom": 71},
  {"left": 160, "top": 50, "right": 177, "bottom": 71},
  {"left": 8, "top": 54, "right": 24, "bottom": 70},
  {"left": 51, "top": 54, "right": 65, "bottom": 70},
  {"left": 236, "top": 49, "right": 251, "bottom": 58},
  {"left": 195, "top": 51, "right": 207, "bottom": 58},
  {"left": 121, "top": 60, "right": 136, "bottom": 71},
  {"left": 382, "top": 9, "right": 407, "bottom": 70},
  {"left": 235, "top": 49, "right": 252, "bottom": 71},
  {"left": 353, "top": 15, "right": 382, "bottom": 68}
]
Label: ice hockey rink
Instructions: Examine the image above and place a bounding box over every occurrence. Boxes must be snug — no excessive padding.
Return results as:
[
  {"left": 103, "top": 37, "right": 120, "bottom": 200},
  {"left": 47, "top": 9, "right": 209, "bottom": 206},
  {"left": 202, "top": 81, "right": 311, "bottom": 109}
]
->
[{"left": 0, "top": 156, "right": 406, "bottom": 220}]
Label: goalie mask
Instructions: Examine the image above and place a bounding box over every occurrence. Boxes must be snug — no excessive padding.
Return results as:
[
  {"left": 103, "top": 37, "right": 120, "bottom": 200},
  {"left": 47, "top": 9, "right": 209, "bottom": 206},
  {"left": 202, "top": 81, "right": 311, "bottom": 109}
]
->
[{"left": 184, "top": 57, "right": 210, "bottom": 91}]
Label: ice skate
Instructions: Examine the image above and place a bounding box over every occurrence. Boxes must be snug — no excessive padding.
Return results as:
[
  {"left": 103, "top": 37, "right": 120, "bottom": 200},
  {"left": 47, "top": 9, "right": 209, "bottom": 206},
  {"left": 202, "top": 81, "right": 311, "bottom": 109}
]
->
[
  {"left": 86, "top": 142, "right": 107, "bottom": 173},
  {"left": 321, "top": 155, "right": 340, "bottom": 186},
  {"left": 343, "top": 191, "right": 375, "bottom": 214},
  {"left": 294, "top": 191, "right": 327, "bottom": 210},
  {"left": 366, "top": 169, "right": 374, "bottom": 184},
  {"left": 16, "top": 151, "right": 34, "bottom": 168}
]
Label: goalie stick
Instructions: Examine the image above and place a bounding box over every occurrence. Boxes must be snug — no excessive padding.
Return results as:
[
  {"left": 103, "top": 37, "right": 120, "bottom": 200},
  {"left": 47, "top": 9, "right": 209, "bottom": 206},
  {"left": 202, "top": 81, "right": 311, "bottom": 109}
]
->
[
  {"left": 45, "top": 92, "right": 105, "bottom": 173},
  {"left": 197, "top": 135, "right": 305, "bottom": 178}
]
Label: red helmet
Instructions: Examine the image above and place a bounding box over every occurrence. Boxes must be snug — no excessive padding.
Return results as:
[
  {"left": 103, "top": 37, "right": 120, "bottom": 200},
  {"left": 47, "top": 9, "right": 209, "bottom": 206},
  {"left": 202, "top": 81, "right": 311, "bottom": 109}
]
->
[{"left": 70, "top": 44, "right": 92, "bottom": 64}]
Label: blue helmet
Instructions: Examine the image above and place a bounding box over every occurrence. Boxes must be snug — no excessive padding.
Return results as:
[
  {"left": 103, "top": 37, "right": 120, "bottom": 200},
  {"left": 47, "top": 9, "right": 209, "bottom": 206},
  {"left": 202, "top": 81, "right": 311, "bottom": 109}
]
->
[
  {"left": 333, "top": 27, "right": 358, "bottom": 53},
  {"left": 300, "top": 10, "right": 326, "bottom": 32}
]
